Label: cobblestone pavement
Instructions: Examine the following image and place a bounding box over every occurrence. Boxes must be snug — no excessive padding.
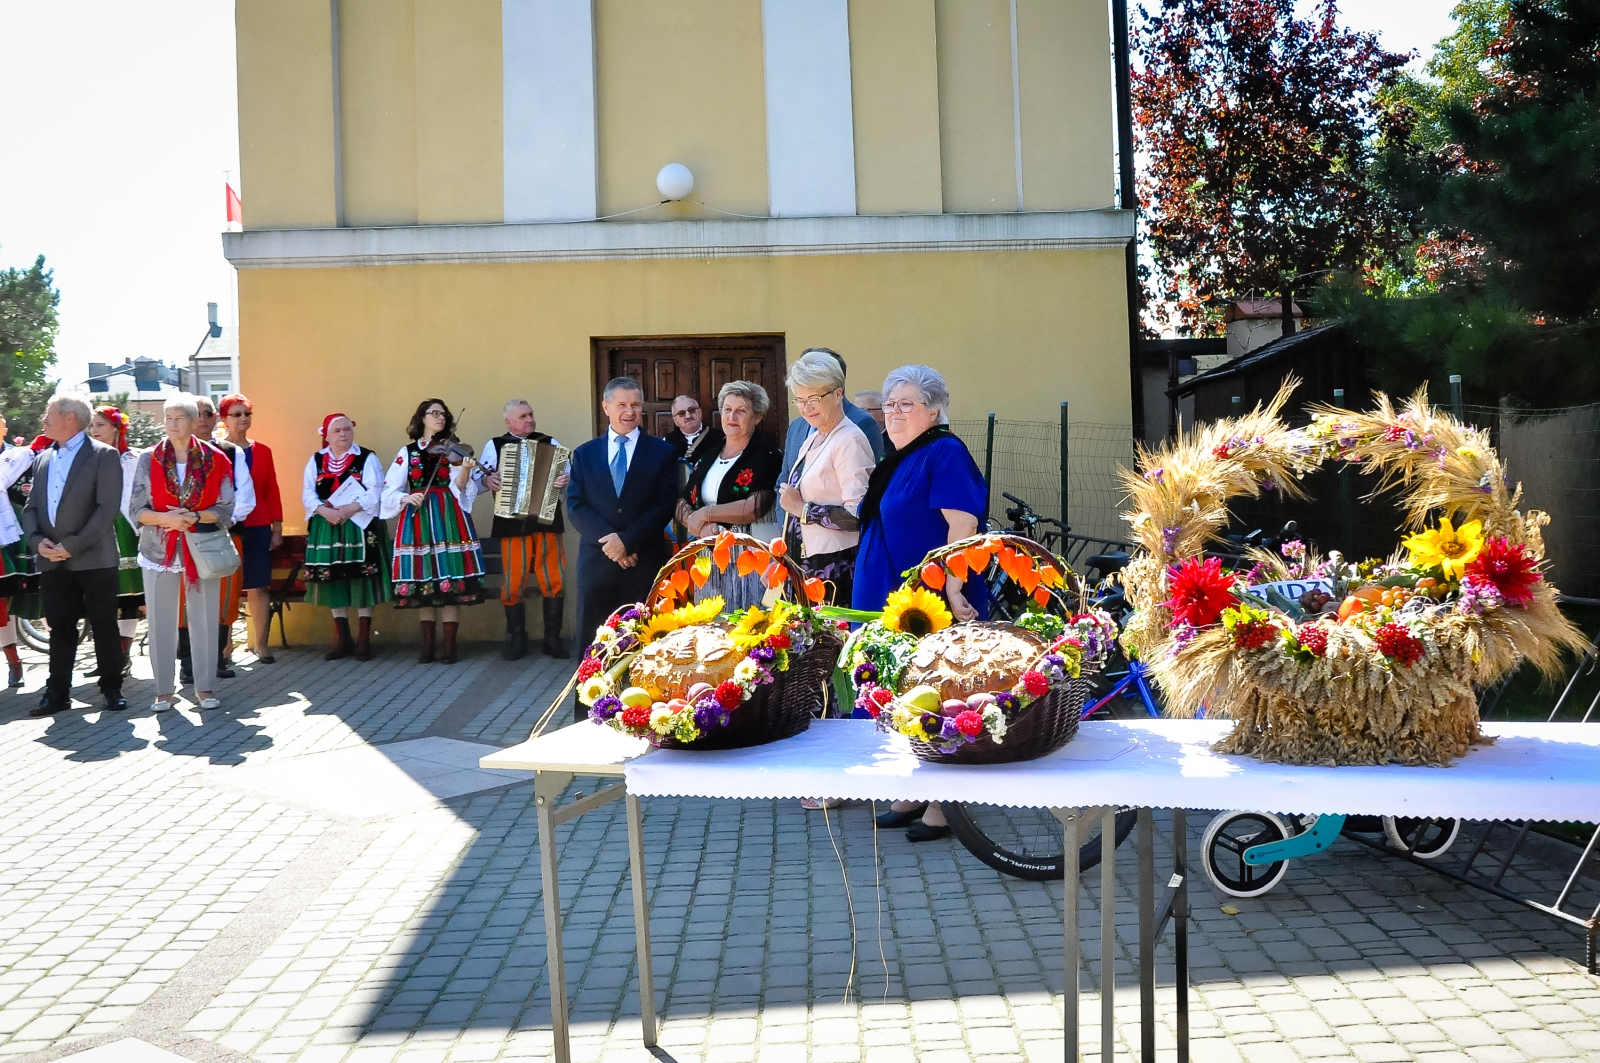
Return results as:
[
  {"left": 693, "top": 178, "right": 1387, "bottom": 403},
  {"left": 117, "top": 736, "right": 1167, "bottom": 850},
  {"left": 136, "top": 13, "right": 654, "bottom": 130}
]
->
[{"left": 0, "top": 634, "right": 1596, "bottom": 1063}]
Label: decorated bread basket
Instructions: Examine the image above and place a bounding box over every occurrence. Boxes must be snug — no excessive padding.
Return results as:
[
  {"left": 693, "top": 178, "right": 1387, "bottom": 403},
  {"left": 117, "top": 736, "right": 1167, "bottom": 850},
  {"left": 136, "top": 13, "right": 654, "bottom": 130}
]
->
[
  {"left": 1119, "top": 384, "right": 1588, "bottom": 767},
  {"left": 843, "top": 533, "right": 1117, "bottom": 764},
  {"left": 577, "top": 532, "right": 843, "bottom": 750}
]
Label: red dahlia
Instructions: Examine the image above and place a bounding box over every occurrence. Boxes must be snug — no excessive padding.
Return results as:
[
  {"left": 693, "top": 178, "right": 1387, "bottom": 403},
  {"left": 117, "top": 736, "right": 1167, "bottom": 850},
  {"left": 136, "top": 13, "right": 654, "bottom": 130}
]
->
[
  {"left": 1165, "top": 556, "right": 1236, "bottom": 628},
  {"left": 714, "top": 680, "right": 744, "bottom": 709},
  {"left": 620, "top": 705, "right": 651, "bottom": 728},
  {"left": 1463, "top": 537, "right": 1541, "bottom": 606},
  {"left": 1021, "top": 671, "right": 1050, "bottom": 698},
  {"left": 1374, "top": 623, "right": 1425, "bottom": 667},
  {"left": 577, "top": 658, "right": 601, "bottom": 680},
  {"left": 1295, "top": 624, "right": 1328, "bottom": 658}
]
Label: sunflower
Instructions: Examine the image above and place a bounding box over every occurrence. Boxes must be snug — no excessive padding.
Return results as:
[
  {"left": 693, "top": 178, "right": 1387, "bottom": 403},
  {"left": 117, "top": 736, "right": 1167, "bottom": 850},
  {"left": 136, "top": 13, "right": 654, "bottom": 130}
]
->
[
  {"left": 641, "top": 596, "right": 725, "bottom": 644},
  {"left": 1403, "top": 516, "right": 1485, "bottom": 579},
  {"left": 881, "top": 587, "right": 954, "bottom": 637},
  {"left": 730, "top": 599, "right": 798, "bottom": 650}
]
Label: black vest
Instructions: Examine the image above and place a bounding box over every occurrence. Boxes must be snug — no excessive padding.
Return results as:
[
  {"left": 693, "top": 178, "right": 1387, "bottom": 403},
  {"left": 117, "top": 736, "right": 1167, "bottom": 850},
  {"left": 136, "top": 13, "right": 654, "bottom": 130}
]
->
[
  {"left": 314, "top": 446, "right": 372, "bottom": 502},
  {"left": 488, "top": 432, "right": 565, "bottom": 538}
]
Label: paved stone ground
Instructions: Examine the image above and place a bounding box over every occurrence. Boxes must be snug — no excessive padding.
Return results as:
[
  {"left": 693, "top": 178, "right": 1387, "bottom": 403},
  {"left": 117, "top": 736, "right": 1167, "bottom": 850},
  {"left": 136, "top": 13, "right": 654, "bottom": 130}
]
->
[{"left": 0, "top": 631, "right": 1596, "bottom": 1063}]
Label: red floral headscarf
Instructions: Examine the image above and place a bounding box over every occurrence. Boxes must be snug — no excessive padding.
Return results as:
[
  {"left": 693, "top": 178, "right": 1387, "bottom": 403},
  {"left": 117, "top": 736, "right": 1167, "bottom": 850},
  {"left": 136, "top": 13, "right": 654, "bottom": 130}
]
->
[
  {"left": 320, "top": 413, "right": 354, "bottom": 443},
  {"left": 95, "top": 405, "right": 129, "bottom": 453}
]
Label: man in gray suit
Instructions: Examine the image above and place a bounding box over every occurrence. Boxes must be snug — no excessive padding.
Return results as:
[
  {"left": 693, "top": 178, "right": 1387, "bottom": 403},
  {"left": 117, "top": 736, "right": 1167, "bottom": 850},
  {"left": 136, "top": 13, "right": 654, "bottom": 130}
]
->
[{"left": 23, "top": 393, "right": 126, "bottom": 716}]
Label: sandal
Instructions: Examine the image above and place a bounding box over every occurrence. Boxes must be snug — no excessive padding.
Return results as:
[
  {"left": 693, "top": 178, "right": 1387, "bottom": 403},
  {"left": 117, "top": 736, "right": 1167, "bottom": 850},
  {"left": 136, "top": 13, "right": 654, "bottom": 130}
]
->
[{"left": 800, "top": 797, "right": 843, "bottom": 811}]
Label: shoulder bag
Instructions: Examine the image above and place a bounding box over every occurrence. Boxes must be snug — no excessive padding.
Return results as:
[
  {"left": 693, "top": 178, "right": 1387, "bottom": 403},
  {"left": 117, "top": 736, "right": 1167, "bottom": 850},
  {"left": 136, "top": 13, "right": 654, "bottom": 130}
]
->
[{"left": 184, "top": 526, "right": 242, "bottom": 581}]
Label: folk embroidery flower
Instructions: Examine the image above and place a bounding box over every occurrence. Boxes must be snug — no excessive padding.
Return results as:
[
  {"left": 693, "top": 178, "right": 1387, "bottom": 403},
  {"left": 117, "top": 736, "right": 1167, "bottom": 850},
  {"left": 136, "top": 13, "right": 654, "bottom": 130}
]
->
[{"left": 734, "top": 467, "right": 754, "bottom": 487}]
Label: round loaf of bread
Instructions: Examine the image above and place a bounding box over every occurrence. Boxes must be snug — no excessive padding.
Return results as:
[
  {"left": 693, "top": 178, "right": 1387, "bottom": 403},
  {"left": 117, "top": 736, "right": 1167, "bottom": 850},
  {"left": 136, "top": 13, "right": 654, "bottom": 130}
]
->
[
  {"left": 899, "top": 622, "right": 1046, "bottom": 703},
  {"left": 628, "top": 625, "right": 742, "bottom": 700}
]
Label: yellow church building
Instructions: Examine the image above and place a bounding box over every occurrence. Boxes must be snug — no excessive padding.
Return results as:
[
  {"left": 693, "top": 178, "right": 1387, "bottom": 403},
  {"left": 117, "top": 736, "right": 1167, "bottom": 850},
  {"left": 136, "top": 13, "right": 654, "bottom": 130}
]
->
[{"left": 225, "top": 0, "right": 1136, "bottom": 642}]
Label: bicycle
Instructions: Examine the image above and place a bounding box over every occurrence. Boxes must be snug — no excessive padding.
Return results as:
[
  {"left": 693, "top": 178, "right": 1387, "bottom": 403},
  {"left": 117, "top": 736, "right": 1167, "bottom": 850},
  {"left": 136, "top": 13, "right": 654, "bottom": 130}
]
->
[{"left": 1201, "top": 811, "right": 1462, "bottom": 898}]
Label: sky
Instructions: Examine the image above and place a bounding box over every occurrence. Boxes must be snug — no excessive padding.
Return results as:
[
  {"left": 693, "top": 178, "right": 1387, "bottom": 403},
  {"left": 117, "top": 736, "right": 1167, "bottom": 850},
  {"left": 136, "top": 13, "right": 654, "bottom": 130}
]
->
[{"left": 0, "top": 0, "right": 1460, "bottom": 392}]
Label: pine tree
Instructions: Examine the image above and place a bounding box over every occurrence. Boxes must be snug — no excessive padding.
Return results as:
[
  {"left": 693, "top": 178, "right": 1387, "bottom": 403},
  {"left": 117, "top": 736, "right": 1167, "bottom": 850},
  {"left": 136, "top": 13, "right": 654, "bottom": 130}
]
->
[{"left": 0, "top": 254, "right": 61, "bottom": 439}]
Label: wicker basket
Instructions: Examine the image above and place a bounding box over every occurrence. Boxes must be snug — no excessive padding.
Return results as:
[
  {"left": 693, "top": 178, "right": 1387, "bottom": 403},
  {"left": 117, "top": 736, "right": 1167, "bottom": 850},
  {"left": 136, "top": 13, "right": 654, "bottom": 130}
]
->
[
  {"left": 906, "top": 675, "right": 1090, "bottom": 764},
  {"left": 634, "top": 533, "right": 841, "bottom": 751},
  {"left": 885, "top": 533, "right": 1105, "bottom": 764}
]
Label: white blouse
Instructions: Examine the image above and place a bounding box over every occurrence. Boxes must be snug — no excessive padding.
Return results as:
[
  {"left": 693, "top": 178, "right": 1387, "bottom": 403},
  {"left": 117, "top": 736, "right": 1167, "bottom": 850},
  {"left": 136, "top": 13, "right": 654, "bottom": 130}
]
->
[
  {"left": 301, "top": 448, "right": 385, "bottom": 524},
  {"left": 380, "top": 445, "right": 473, "bottom": 521}
]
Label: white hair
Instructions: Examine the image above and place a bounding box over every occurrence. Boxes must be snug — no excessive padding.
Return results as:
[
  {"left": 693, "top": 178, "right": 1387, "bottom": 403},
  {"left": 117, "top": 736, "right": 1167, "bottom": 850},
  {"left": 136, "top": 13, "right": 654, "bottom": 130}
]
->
[
  {"left": 882, "top": 365, "right": 951, "bottom": 421},
  {"left": 503, "top": 398, "right": 533, "bottom": 415},
  {"left": 163, "top": 393, "right": 201, "bottom": 422},
  {"left": 785, "top": 350, "right": 846, "bottom": 393},
  {"left": 48, "top": 393, "right": 93, "bottom": 432},
  {"left": 718, "top": 380, "right": 771, "bottom": 417}
]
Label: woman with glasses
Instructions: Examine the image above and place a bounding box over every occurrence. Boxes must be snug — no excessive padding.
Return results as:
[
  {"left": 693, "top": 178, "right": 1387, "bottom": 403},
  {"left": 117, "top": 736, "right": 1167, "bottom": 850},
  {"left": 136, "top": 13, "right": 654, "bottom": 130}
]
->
[
  {"left": 675, "top": 381, "right": 782, "bottom": 610},
  {"left": 777, "top": 350, "right": 875, "bottom": 608},
  {"left": 381, "top": 399, "right": 485, "bottom": 664},
  {"left": 853, "top": 365, "right": 988, "bottom": 842}
]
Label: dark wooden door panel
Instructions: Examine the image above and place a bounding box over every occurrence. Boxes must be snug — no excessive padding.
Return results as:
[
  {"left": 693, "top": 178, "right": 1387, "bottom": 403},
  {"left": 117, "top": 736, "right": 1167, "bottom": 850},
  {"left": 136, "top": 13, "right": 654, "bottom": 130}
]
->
[{"left": 593, "top": 336, "right": 787, "bottom": 444}]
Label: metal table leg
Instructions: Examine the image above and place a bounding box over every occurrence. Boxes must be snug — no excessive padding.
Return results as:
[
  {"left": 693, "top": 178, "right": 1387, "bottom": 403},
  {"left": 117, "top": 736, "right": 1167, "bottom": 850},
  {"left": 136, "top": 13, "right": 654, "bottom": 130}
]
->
[
  {"left": 534, "top": 770, "right": 573, "bottom": 1063},
  {"left": 1102, "top": 807, "right": 1117, "bottom": 1063},
  {"left": 1174, "top": 808, "right": 1189, "bottom": 1063},
  {"left": 625, "top": 794, "right": 658, "bottom": 1046},
  {"left": 1053, "top": 808, "right": 1081, "bottom": 1061},
  {"left": 1139, "top": 808, "right": 1155, "bottom": 1062},
  {"left": 532, "top": 770, "right": 630, "bottom": 1063}
]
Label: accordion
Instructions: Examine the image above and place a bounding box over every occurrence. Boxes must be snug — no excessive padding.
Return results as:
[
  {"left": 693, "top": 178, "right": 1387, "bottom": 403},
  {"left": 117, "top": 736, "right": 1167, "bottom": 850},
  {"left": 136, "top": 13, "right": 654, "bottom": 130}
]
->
[{"left": 493, "top": 439, "right": 571, "bottom": 524}]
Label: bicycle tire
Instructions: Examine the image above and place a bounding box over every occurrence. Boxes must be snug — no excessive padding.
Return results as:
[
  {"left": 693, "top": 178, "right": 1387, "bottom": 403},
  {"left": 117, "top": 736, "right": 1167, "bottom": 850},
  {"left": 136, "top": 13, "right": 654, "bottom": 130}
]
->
[
  {"left": 945, "top": 803, "right": 1137, "bottom": 881},
  {"left": 19, "top": 618, "right": 92, "bottom": 655}
]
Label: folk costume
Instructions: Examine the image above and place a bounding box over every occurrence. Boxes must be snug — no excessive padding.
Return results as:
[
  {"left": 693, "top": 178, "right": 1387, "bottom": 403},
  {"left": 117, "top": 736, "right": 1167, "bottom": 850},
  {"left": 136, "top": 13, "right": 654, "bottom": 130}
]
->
[
  {"left": 680, "top": 431, "right": 782, "bottom": 611},
  {"left": 128, "top": 437, "right": 236, "bottom": 701},
  {"left": 0, "top": 442, "right": 39, "bottom": 685},
  {"left": 381, "top": 439, "right": 485, "bottom": 664},
  {"left": 302, "top": 419, "right": 390, "bottom": 660},
  {"left": 473, "top": 430, "right": 568, "bottom": 660}
]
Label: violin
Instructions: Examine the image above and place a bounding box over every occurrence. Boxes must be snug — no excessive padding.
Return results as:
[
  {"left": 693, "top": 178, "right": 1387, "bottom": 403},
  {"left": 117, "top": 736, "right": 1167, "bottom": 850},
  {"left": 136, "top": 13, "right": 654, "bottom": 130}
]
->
[{"left": 423, "top": 435, "right": 475, "bottom": 465}]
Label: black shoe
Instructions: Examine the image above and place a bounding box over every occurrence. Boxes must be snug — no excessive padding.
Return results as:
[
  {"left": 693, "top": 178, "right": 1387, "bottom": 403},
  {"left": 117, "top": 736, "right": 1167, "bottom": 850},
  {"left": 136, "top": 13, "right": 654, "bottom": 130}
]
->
[
  {"left": 83, "top": 662, "right": 102, "bottom": 678},
  {"left": 875, "top": 803, "right": 928, "bottom": 829},
  {"left": 104, "top": 693, "right": 127, "bottom": 712},
  {"left": 31, "top": 693, "right": 68, "bottom": 717},
  {"left": 216, "top": 661, "right": 236, "bottom": 679},
  {"left": 180, "top": 664, "right": 194, "bottom": 686},
  {"left": 905, "top": 820, "right": 950, "bottom": 843},
  {"left": 501, "top": 604, "right": 527, "bottom": 661},
  {"left": 542, "top": 596, "right": 570, "bottom": 659}
]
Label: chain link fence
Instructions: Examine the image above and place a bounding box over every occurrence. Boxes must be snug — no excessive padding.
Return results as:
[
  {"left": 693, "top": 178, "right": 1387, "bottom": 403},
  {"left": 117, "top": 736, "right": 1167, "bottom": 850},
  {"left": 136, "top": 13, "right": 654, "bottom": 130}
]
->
[{"left": 948, "top": 415, "right": 1134, "bottom": 544}]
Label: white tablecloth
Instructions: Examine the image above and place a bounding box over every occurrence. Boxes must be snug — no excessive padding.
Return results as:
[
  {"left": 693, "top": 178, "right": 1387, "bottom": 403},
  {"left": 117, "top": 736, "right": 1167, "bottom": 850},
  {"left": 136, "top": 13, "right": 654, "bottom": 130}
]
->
[{"left": 623, "top": 719, "right": 1600, "bottom": 822}]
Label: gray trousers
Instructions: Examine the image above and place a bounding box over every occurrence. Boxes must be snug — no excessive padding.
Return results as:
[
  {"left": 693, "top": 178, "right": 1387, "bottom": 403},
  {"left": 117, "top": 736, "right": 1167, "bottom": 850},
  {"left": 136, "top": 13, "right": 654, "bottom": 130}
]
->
[{"left": 146, "top": 569, "right": 220, "bottom": 695}]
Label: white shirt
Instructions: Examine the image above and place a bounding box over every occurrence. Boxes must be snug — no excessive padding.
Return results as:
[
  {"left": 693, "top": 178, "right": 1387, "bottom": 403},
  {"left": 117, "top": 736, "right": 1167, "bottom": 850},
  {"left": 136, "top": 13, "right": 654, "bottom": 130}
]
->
[
  {"left": 700, "top": 454, "right": 738, "bottom": 506},
  {"left": 216, "top": 441, "right": 257, "bottom": 525},
  {"left": 302, "top": 447, "right": 384, "bottom": 521},
  {"left": 683, "top": 428, "right": 704, "bottom": 451},
  {"left": 608, "top": 427, "right": 641, "bottom": 471},
  {"left": 0, "top": 445, "right": 35, "bottom": 547}
]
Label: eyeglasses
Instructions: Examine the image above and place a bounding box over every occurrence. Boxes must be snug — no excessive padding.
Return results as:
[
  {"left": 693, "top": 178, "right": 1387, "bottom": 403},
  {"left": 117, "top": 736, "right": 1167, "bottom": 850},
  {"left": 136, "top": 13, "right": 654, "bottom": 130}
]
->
[
  {"left": 672, "top": 408, "right": 700, "bottom": 418},
  {"left": 882, "top": 400, "right": 925, "bottom": 414},
  {"left": 794, "top": 390, "right": 840, "bottom": 412}
]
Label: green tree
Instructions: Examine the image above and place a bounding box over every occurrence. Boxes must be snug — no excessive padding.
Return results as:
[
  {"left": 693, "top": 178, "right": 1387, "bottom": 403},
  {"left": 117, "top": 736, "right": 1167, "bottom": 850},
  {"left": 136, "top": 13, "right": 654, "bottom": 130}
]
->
[
  {"left": 0, "top": 253, "right": 60, "bottom": 439},
  {"left": 1383, "top": 0, "right": 1512, "bottom": 153},
  {"left": 102, "top": 392, "right": 163, "bottom": 449},
  {"left": 1326, "top": 0, "right": 1600, "bottom": 407}
]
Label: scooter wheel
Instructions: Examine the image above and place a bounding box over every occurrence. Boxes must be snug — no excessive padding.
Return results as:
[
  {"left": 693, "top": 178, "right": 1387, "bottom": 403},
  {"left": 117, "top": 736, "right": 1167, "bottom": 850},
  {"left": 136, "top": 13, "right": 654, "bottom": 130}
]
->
[
  {"left": 1383, "top": 816, "right": 1461, "bottom": 860},
  {"left": 1202, "top": 810, "right": 1293, "bottom": 898}
]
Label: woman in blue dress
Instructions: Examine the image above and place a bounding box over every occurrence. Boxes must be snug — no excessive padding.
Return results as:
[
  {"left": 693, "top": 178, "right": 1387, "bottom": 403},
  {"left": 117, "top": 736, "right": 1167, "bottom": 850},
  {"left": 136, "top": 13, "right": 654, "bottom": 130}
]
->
[{"left": 852, "top": 364, "right": 989, "bottom": 842}]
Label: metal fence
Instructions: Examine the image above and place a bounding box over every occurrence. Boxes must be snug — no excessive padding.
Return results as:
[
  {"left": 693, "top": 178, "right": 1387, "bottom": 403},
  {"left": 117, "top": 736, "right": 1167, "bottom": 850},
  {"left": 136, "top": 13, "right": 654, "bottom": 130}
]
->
[{"left": 949, "top": 411, "right": 1135, "bottom": 544}]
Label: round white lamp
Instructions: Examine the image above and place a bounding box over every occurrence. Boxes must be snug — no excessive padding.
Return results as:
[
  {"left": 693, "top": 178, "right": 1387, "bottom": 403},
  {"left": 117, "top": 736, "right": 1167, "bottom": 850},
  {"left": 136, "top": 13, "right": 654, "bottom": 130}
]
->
[{"left": 656, "top": 163, "right": 695, "bottom": 201}]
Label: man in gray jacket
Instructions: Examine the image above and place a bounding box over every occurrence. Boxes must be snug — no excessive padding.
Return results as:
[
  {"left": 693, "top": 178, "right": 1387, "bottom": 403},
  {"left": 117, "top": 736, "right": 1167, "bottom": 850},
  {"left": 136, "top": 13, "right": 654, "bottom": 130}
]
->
[{"left": 22, "top": 393, "right": 126, "bottom": 715}]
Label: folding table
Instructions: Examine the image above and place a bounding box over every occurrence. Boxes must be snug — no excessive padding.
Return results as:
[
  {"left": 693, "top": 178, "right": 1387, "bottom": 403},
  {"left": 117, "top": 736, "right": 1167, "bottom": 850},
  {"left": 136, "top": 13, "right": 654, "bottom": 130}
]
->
[{"left": 483, "top": 718, "right": 1600, "bottom": 1063}]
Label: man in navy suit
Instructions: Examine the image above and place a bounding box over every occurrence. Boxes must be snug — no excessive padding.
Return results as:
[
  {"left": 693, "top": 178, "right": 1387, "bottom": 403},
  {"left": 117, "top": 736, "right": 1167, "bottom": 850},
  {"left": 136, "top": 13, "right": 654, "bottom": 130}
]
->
[{"left": 567, "top": 377, "right": 679, "bottom": 709}]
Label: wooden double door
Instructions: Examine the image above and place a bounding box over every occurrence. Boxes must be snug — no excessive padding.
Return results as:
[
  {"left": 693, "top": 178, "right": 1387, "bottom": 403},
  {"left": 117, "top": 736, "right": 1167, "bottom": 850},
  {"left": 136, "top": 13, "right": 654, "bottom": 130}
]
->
[{"left": 592, "top": 335, "right": 788, "bottom": 444}]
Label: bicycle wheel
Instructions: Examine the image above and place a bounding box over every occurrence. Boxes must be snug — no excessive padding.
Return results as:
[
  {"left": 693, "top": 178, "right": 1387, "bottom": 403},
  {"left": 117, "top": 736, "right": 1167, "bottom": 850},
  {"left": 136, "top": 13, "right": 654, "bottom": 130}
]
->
[
  {"left": 1201, "top": 810, "right": 1291, "bottom": 898},
  {"left": 1383, "top": 816, "right": 1460, "bottom": 860},
  {"left": 945, "top": 803, "right": 1137, "bottom": 881},
  {"left": 18, "top": 618, "right": 90, "bottom": 655}
]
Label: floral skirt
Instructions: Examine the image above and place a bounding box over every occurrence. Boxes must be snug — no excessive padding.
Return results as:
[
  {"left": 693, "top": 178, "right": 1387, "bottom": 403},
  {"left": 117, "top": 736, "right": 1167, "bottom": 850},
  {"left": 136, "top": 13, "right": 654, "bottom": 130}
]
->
[
  {"left": 306, "top": 515, "right": 393, "bottom": 609},
  {"left": 391, "top": 488, "right": 484, "bottom": 609},
  {"left": 0, "top": 502, "right": 39, "bottom": 611}
]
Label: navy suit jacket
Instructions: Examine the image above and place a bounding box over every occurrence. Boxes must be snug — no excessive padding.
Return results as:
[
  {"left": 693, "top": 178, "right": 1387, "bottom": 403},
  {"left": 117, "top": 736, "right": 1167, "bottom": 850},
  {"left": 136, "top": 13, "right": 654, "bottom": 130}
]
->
[{"left": 566, "top": 431, "right": 679, "bottom": 583}]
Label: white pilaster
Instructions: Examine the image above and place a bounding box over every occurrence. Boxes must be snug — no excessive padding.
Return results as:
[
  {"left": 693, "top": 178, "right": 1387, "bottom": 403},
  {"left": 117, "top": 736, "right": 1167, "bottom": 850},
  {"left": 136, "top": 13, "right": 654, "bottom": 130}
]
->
[
  {"left": 761, "top": 0, "right": 857, "bottom": 218},
  {"left": 502, "top": 0, "right": 597, "bottom": 222}
]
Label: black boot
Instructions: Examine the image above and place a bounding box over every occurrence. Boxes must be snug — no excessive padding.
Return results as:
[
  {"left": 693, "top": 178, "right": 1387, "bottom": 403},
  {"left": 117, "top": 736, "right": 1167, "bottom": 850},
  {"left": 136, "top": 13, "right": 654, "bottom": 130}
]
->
[
  {"left": 178, "top": 627, "right": 193, "bottom": 686},
  {"left": 501, "top": 602, "right": 527, "bottom": 661},
  {"left": 355, "top": 616, "right": 373, "bottom": 661},
  {"left": 418, "top": 620, "right": 436, "bottom": 664},
  {"left": 441, "top": 622, "right": 459, "bottom": 664},
  {"left": 216, "top": 623, "right": 235, "bottom": 678},
  {"left": 542, "top": 596, "right": 570, "bottom": 659},
  {"left": 325, "top": 617, "right": 354, "bottom": 661}
]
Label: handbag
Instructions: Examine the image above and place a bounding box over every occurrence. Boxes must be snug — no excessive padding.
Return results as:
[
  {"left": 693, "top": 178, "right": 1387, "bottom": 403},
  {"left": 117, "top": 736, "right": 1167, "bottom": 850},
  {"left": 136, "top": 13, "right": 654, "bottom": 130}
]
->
[{"left": 184, "top": 527, "right": 241, "bottom": 581}]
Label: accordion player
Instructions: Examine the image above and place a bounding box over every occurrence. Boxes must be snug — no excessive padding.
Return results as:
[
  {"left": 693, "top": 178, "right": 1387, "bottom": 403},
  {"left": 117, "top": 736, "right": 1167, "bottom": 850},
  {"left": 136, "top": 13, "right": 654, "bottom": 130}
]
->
[{"left": 477, "top": 422, "right": 573, "bottom": 659}]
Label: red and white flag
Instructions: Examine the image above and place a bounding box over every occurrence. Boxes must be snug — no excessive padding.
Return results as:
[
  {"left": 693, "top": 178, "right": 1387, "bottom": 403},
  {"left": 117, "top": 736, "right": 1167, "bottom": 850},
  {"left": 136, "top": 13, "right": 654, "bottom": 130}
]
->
[{"left": 225, "top": 181, "right": 243, "bottom": 227}]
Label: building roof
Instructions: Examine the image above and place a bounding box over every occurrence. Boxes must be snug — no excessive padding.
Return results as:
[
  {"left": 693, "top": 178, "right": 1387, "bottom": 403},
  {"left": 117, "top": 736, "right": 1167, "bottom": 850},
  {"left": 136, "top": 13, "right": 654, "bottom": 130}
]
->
[{"left": 1167, "top": 320, "right": 1345, "bottom": 398}]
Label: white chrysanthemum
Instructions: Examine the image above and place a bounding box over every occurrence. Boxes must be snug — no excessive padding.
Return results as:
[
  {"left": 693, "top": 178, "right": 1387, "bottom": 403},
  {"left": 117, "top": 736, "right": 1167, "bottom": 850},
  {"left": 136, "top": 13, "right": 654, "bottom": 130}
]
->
[
  {"left": 578, "top": 675, "right": 611, "bottom": 705},
  {"left": 594, "top": 625, "right": 618, "bottom": 643},
  {"left": 733, "top": 659, "right": 761, "bottom": 683}
]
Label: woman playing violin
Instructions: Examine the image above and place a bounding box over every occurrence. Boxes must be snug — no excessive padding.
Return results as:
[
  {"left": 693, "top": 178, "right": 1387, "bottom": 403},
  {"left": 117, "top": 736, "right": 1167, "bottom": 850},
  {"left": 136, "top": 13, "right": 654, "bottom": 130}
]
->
[{"left": 380, "top": 399, "right": 486, "bottom": 663}]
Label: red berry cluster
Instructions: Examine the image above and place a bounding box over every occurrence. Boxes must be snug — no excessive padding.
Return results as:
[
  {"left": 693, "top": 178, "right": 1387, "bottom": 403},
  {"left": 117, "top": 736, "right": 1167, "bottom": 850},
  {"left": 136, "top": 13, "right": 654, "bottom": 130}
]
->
[
  {"left": 714, "top": 680, "right": 744, "bottom": 709},
  {"left": 1374, "top": 623, "right": 1425, "bottom": 666},
  {"left": 1295, "top": 624, "right": 1328, "bottom": 657},
  {"left": 1232, "top": 620, "right": 1277, "bottom": 651}
]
